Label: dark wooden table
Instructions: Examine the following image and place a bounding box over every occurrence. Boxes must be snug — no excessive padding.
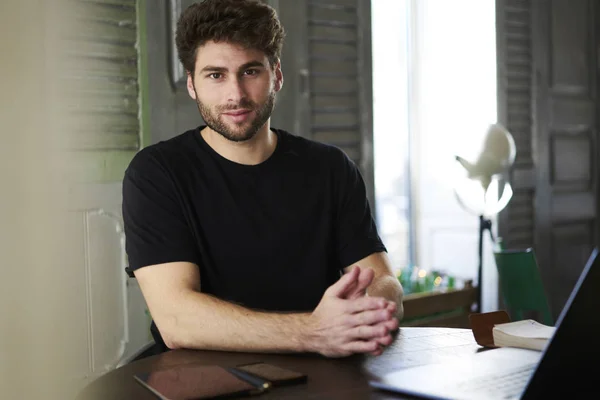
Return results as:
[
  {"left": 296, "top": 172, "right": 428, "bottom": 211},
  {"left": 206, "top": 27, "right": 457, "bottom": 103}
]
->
[{"left": 78, "top": 327, "right": 484, "bottom": 400}]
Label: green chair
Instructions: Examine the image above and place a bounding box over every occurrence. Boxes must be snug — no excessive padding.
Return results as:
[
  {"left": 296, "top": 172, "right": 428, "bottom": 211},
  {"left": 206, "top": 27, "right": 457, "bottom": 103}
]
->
[{"left": 493, "top": 248, "right": 554, "bottom": 326}]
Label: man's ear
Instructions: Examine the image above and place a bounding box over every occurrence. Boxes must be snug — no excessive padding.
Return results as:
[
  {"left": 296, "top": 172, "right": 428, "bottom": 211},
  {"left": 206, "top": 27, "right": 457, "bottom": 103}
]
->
[
  {"left": 186, "top": 72, "right": 197, "bottom": 99},
  {"left": 274, "top": 60, "right": 283, "bottom": 92}
]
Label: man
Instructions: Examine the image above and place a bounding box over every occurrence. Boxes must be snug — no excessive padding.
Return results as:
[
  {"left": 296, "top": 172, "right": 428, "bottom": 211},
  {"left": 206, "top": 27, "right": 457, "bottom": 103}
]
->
[{"left": 122, "top": 0, "right": 403, "bottom": 358}]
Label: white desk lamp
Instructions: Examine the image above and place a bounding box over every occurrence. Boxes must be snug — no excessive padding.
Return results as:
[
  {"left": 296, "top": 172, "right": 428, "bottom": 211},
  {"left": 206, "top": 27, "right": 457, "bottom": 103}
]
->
[{"left": 454, "top": 123, "right": 517, "bottom": 312}]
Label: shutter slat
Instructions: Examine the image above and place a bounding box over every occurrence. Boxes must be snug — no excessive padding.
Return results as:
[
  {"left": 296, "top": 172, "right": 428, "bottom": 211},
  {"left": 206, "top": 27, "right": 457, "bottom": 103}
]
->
[
  {"left": 309, "top": 37, "right": 357, "bottom": 45},
  {"left": 69, "top": 1, "right": 136, "bottom": 23},
  {"left": 310, "top": 42, "right": 357, "bottom": 58},
  {"left": 311, "top": 59, "right": 356, "bottom": 74},
  {"left": 312, "top": 75, "right": 358, "bottom": 94},
  {"left": 310, "top": 25, "right": 357, "bottom": 41},
  {"left": 499, "top": 0, "right": 534, "bottom": 249},
  {"left": 76, "top": 0, "right": 136, "bottom": 6},
  {"left": 67, "top": 56, "right": 138, "bottom": 79},
  {"left": 307, "top": 0, "right": 365, "bottom": 169},
  {"left": 313, "top": 125, "right": 360, "bottom": 133},
  {"left": 70, "top": 132, "right": 140, "bottom": 151},
  {"left": 65, "top": 40, "right": 138, "bottom": 60},
  {"left": 311, "top": 0, "right": 358, "bottom": 6},
  {"left": 308, "top": 2, "right": 356, "bottom": 12},
  {"left": 313, "top": 106, "right": 358, "bottom": 113},
  {"left": 313, "top": 111, "right": 358, "bottom": 127},
  {"left": 65, "top": 78, "right": 138, "bottom": 97},
  {"left": 67, "top": 114, "right": 139, "bottom": 136},
  {"left": 67, "top": 20, "right": 137, "bottom": 44},
  {"left": 67, "top": 113, "right": 139, "bottom": 128},
  {"left": 309, "top": 7, "right": 356, "bottom": 23},
  {"left": 313, "top": 94, "right": 358, "bottom": 109},
  {"left": 66, "top": 94, "right": 139, "bottom": 115}
]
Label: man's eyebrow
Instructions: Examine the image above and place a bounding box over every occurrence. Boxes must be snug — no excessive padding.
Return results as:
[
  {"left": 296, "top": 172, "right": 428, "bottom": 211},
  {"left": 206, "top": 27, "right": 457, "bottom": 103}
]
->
[
  {"left": 199, "top": 65, "right": 227, "bottom": 74},
  {"left": 198, "top": 61, "right": 266, "bottom": 74},
  {"left": 239, "top": 61, "right": 266, "bottom": 70}
]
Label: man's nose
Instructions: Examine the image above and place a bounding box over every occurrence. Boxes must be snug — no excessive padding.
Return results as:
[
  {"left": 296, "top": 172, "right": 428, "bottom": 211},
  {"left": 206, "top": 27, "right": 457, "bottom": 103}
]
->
[{"left": 226, "top": 76, "right": 246, "bottom": 104}]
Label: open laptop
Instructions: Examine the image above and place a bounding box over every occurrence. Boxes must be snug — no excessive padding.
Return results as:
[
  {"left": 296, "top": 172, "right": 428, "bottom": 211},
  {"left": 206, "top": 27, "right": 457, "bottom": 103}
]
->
[{"left": 370, "top": 247, "right": 600, "bottom": 399}]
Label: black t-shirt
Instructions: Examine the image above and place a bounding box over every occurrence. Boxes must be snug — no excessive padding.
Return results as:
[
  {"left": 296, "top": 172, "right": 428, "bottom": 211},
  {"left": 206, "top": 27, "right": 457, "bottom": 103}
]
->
[{"left": 122, "top": 126, "right": 386, "bottom": 348}]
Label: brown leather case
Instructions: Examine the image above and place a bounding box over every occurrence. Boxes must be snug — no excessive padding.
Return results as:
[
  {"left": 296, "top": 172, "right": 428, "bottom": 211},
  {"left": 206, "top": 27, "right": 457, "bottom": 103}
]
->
[{"left": 469, "top": 310, "right": 511, "bottom": 348}]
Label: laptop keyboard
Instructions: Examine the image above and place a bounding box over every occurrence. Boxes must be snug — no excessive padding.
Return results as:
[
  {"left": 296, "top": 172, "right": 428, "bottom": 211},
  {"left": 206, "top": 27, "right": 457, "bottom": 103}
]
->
[{"left": 453, "top": 363, "right": 537, "bottom": 399}]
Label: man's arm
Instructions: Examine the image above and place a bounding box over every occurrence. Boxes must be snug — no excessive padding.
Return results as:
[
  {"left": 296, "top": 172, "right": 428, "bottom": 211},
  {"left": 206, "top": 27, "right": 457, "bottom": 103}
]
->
[
  {"left": 134, "top": 261, "right": 396, "bottom": 357},
  {"left": 343, "top": 252, "right": 404, "bottom": 320}
]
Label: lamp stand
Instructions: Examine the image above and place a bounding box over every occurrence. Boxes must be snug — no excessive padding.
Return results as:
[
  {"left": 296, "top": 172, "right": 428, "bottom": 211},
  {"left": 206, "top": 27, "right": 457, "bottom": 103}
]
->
[{"left": 477, "top": 215, "right": 495, "bottom": 313}]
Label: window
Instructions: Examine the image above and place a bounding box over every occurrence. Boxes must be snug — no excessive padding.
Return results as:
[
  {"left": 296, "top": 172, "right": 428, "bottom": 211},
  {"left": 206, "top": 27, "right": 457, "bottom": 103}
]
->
[
  {"left": 373, "top": 0, "right": 499, "bottom": 309},
  {"left": 372, "top": 0, "right": 412, "bottom": 273}
]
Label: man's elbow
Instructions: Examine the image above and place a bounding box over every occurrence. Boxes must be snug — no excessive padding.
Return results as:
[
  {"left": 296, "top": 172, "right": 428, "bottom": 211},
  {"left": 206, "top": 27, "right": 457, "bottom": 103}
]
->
[
  {"left": 163, "top": 333, "right": 183, "bottom": 350},
  {"left": 154, "top": 314, "right": 187, "bottom": 350},
  {"left": 380, "top": 274, "right": 404, "bottom": 320},
  {"left": 393, "top": 279, "right": 405, "bottom": 321},
  {"left": 395, "top": 298, "right": 405, "bottom": 321}
]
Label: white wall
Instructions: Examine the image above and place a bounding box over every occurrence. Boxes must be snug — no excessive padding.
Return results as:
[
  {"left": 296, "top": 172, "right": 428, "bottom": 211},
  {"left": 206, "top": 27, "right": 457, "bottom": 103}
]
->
[{"left": 66, "top": 183, "right": 153, "bottom": 376}]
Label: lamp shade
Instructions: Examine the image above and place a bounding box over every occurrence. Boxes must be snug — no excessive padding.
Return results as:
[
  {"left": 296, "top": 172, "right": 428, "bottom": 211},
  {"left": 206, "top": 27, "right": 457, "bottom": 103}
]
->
[{"left": 455, "top": 123, "right": 516, "bottom": 192}]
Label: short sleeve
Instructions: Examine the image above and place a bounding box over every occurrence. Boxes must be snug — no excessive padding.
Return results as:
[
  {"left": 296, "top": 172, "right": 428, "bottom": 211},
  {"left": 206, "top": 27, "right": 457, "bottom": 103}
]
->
[
  {"left": 334, "top": 151, "right": 387, "bottom": 268},
  {"left": 122, "top": 150, "right": 200, "bottom": 271}
]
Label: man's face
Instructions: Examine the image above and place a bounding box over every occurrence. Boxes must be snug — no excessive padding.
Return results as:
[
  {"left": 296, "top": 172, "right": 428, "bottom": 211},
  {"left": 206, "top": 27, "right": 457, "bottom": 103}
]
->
[{"left": 187, "top": 41, "right": 283, "bottom": 142}]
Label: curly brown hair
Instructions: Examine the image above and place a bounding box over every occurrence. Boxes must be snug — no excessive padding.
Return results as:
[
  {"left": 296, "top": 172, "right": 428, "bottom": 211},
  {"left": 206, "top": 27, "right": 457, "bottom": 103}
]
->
[{"left": 176, "top": 0, "right": 286, "bottom": 75}]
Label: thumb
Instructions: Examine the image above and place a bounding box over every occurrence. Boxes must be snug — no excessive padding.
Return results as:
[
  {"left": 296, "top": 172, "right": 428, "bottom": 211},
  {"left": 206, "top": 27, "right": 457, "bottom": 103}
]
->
[
  {"left": 346, "top": 267, "right": 375, "bottom": 300},
  {"left": 326, "top": 266, "right": 360, "bottom": 298}
]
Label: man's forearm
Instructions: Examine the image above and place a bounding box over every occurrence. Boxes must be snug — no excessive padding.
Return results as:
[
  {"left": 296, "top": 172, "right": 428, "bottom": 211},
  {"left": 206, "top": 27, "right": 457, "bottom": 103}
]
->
[
  {"left": 160, "top": 291, "right": 311, "bottom": 353},
  {"left": 367, "top": 275, "right": 404, "bottom": 320}
]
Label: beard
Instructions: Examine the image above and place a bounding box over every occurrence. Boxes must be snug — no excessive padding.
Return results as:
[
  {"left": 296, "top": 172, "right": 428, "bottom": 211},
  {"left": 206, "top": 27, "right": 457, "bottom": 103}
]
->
[{"left": 194, "top": 88, "right": 276, "bottom": 143}]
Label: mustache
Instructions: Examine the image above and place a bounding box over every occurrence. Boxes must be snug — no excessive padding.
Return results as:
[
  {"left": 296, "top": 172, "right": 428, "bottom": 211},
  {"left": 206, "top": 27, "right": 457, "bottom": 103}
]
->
[{"left": 218, "top": 99, "right": 256, "bottom": 112}]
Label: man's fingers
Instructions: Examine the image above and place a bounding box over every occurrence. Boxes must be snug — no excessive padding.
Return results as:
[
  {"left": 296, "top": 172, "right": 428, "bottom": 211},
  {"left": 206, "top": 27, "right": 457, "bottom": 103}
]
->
[
  {"left": 385, "top": 301, "right": 397, "bottom": 314},
  {"left": 345, "top": 296, "right": 388, "bottom": 314},
  {"left": 370, "top": 347, "right": 384, "bottom": 357},
  {"left": 350, "top": 308, "right": 392, "bottom": 327},
  {"left": 326, "top": 266, "right": 360, "bottom": 298},
  {"left": 375, "top": 333, "right": 394, "bottom": 347},
  {"left": 380, "top": 317, "right": 400, "bottom": 332},
  {"left": 342, "top": 280, "right": 359, "bottom": 299},
  {"left": 344, "top": 267, "right": 375, "bottom": 300},
  {"left": 349, "top": 324, "right": 389, "bottom": 341},
  {"left": 343, "top": 340, "right": 380, "bottom": 354},
  {"left": 357, "top": 267, "right": 374, "bottom": 292}
]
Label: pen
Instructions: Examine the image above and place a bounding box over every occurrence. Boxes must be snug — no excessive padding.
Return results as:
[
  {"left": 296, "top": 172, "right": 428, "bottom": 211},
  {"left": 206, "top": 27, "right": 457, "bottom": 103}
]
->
[{"left": 226, "top": 367, "right": 272, "bottom": 390}]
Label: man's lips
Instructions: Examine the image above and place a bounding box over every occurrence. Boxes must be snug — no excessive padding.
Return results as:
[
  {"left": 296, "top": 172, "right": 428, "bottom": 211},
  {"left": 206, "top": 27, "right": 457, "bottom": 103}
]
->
[
  {"left": 222, "top": 109, "right": 252, "bottom": 116},
  {"left": 222, "top": 109, "right": 253, "bottom": 123}
]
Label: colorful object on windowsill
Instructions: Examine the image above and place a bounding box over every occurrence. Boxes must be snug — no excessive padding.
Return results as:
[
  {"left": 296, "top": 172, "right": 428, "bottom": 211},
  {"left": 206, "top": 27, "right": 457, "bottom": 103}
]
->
[{"left": 397, "top": 266, "right": 463, "bottom": 295}]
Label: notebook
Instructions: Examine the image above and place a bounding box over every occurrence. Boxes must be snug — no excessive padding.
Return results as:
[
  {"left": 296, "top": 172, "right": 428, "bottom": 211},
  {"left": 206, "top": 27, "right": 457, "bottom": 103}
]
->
[{"left": 492, "top": 319, "right": 555, "bottom": 351}]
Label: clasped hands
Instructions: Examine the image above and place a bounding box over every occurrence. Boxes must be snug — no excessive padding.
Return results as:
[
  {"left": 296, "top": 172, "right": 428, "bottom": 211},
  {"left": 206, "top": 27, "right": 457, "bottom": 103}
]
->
[{"left": 306, "top": 266, "right": 399, "bottom": 357}]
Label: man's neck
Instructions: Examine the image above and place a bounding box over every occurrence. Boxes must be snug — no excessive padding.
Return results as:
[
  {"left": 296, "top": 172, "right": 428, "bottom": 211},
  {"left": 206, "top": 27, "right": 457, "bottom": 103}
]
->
[{"left": 200, "top": 123, "right": 277, "bottom": 165}]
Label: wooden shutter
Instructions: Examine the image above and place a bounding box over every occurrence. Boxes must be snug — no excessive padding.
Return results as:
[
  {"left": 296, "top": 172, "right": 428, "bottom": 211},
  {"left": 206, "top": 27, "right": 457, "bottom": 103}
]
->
[
  {"left": 497, "top": 0, "right": 600, "bottom": 319},
  {"left": 274, "top": 0, "right": 375, "bottom": 208},
  {"left": 530, "top": 0, "right": 599, "bottom": 317},
  {"left": 496, "top": 0, "right": 536, "bottom": 250},
  {"left": 61, "top": 0, "right": 141, "bottom": 152},
  {"left": 308, "top": 0, "right": 375, "bottom": 207}
]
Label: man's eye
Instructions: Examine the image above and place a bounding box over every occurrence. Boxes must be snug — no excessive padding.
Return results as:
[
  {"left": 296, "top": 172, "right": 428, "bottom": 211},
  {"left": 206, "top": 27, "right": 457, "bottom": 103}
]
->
[
  {"left": 244, "top": 69, "right": 258, "bottom": 76},
  {"left": 209, "top": 73, "right": 222, "bottom": 79}
]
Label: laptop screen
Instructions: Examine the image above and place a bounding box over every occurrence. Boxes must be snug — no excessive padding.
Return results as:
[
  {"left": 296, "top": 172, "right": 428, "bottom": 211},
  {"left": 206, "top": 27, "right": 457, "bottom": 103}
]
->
[{"left": 523, "top": 247, "right": 599, "bottom": 397}]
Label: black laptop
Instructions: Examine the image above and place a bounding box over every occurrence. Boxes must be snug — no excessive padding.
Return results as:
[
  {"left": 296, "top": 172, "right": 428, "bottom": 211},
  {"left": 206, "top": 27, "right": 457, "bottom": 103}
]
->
[{"left": 370, "top": 247, "right": 600, "bottom": 399}]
